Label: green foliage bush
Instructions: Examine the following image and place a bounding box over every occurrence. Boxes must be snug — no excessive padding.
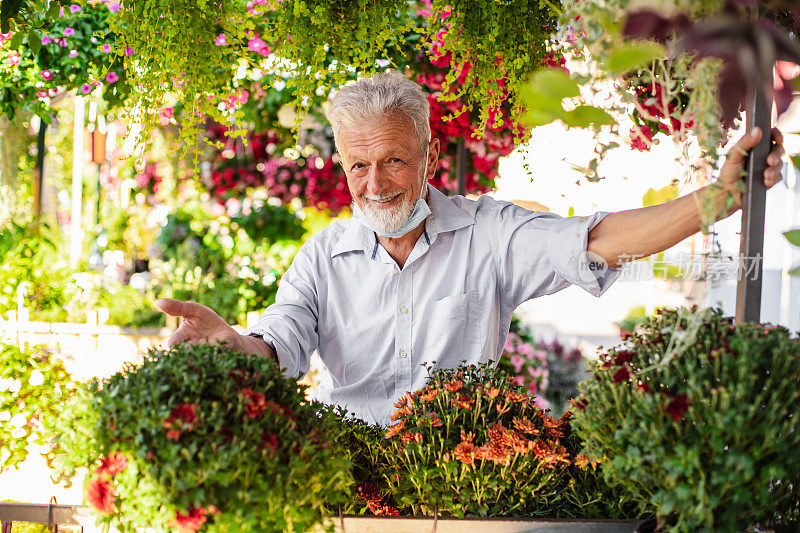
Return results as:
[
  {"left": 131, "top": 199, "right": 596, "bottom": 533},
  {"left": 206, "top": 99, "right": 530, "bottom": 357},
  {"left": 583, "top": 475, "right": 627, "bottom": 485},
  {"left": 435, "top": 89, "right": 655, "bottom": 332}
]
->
[
  {"left": 0, "top": 343, "right": 72, "bottom": 473},
  {"left": 573, "top": 305, "right": 800, "bottom": 532},
  {"left": 45, "top": 342, "right": 353, "bottom": 532}
]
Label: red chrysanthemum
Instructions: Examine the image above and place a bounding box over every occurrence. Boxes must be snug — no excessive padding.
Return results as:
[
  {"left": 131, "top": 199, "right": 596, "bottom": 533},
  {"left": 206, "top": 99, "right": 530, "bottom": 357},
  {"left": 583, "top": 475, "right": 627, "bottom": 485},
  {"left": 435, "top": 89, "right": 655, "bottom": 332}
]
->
[
  {"left": 665, "top": 394, "right": 691, "bottom": 421},
  {"left": 96, "top": 451, "right": 128, "bottom": 478},
  {"left": 174, "top": 506, "right": 208, "bottom": 533},
  {"left": 86, "top": 478, "right": 116, "bottom": 514},
  {"left": 612, "top": 367, "right": 631, "bottom": 383}
]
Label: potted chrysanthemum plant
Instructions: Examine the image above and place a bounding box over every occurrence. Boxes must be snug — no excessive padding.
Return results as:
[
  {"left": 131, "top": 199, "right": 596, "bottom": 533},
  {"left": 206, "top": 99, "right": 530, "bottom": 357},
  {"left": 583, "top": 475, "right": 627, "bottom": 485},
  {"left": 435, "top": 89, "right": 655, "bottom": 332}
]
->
[{"left": 44, "top": 342, "right": 353, "bottom": 533}]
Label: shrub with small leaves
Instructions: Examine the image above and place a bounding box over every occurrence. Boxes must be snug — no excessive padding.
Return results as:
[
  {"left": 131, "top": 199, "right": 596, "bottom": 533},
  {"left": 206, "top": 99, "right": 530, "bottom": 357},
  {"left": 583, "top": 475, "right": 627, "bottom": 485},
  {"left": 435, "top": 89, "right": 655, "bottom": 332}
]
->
[
  {"left": 573, "top": 305, "right": 800, "bottom": 532},
  {"left": 45, "top": 343, "right": 353, "bottom": 533},
  {"left": 0, "top": 343, "right": 72, "bottom": 473},
  {"left": 381, "top": 361, "right": 639, "bottom": 519}
]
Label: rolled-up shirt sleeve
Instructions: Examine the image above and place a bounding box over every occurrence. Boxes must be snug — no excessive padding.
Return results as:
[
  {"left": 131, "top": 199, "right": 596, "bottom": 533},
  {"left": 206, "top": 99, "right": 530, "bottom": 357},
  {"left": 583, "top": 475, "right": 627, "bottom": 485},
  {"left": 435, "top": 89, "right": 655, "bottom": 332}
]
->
[
  {"left": 243, "top": 244, "right": 319, "bottom": 379},
  {"left": 493, "top": 202, "right": 623, "bottom": 308}
]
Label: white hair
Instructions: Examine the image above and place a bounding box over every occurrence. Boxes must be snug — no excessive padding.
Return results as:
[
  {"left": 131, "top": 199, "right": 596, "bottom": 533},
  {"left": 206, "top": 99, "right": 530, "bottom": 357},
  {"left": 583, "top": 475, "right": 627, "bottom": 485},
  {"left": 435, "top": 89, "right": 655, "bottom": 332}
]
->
[{"left": 326, "top": 70, "right": 431, "bottom": 154}]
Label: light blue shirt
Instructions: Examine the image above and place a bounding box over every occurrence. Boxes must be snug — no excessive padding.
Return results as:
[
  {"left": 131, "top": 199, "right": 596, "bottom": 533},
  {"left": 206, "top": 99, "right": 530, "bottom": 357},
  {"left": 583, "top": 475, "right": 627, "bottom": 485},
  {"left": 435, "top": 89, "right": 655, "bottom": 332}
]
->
[{"left": 245, "top": 185, "right": 622, "bottom": 426}]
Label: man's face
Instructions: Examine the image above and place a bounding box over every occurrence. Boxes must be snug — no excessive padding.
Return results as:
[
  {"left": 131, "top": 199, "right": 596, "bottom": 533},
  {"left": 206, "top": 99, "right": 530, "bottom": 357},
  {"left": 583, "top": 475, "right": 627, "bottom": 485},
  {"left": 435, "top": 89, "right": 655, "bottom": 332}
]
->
[{"left": 338, "top": 114, "right": 438, "bottom": 234}]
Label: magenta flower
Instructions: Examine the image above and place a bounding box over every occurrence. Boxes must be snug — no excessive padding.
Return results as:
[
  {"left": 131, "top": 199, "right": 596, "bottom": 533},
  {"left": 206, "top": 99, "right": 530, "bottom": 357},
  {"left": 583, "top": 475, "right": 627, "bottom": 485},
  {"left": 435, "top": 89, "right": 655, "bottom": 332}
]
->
[
  {"left": 81, "top": 83, "right": 92, "bottom": 94},
  {"left": 8, "top": 51, "right": 20, "bottom": 65},
  {"left": 41, "top": 70, "right": 53, "bottom": 80},
  {"left": 123, "top": 46, "right": 137, "bottom": 56},
  {"left": 59, "top": 38, "right": 68, "bottom": 47},
  {"left": 37, "top": 89, "right": 48, "bottom": 99},
  {"left": 63, "top": 28, "right": 75, "bottom": 36},
  {"left": 247, "top": 36, "right": 270, "bottom": 56},
  {"left": 108, "top": 2, "right": 120, "bottom": 13},
  {"left": 215, "top": 33, "right": 227, "bottom": 46},
  {"left": 41, "top": 36, "right": 52, "bottom": 45},
  {"left": 69, "top": 4, "right": 81, "bottom": 13},
  {"left": 105, "top": 71, "right": 119, "bottom": 83},
  {"left": 101, "top": 43, "right": 112, "bottom": 53},
  {"left": 69, "top": 50, "right": 78, "bottom": 58}
]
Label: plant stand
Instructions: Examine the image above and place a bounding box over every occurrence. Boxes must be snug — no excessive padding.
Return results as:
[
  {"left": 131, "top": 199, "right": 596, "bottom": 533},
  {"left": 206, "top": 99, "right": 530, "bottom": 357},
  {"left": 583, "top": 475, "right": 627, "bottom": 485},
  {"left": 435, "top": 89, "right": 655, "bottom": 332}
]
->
[{"left": 335, "top": 516, "right": 652, "bottom": 533}]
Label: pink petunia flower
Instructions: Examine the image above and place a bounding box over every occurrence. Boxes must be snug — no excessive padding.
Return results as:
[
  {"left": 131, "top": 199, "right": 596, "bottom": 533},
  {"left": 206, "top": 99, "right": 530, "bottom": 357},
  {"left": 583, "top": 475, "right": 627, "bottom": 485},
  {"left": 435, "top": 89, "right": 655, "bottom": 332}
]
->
[
  {"left": 59, "top": 38, "right": 68, "bottom": 47},
  {"left": 8, "top": 51, "right": 20, "bottom": 65},
  {"left": 123, "top": 46, "right": 137, "bottom": 56},
  {"left": 81, "top": 83, "right": 92, "bottom": 94},
  {"left": 105, "top": 71, "right": 119, "bottom": 83},
  {"left": 37, "top": 89, "right": 49, "bottom": 98},
  {"left": 41, "top": 36, "right": 52, "bottom": 45},
  {"left": 41, "top": 70, "right": 53, "bottom": 80},
  {"left": 108, "top": 2, "right": 120, "bottom": 13},
  {"left": 69, "top": 50, "right": 78, "bottom": 58},
  {"left": 215, "top": 33, "right": 227, "bottom": 46},
  {"left": 69, "top": 4, "right": 81, "bottom": 13},
  {"left": 63, "top": 28, "right": 75, "bottom": 36},
  {"left": 101, "top": 43, "right": 112, "bottom": 53}
]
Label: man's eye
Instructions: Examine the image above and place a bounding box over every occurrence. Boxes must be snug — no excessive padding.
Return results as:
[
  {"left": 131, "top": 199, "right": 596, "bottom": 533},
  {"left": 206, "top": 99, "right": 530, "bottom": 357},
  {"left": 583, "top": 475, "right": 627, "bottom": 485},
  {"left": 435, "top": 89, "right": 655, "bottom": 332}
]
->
[{"left": 388, "top": 158, "right": 403, "bottom": 164}]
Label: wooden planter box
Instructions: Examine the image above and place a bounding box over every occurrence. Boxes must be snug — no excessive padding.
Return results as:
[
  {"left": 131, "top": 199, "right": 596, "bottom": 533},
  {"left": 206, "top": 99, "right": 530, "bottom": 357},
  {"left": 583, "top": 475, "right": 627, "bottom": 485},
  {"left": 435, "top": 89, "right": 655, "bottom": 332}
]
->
[{"left": 0, "top": 504, "right": 651, "bottom": 533}]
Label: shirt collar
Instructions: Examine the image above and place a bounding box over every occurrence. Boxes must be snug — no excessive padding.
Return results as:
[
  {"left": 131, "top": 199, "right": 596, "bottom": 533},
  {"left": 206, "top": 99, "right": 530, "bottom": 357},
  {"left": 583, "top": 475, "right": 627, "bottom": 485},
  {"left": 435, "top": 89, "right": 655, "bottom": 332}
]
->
[{"left": 330, "top": 185, "right": 476, "bottom": 258}]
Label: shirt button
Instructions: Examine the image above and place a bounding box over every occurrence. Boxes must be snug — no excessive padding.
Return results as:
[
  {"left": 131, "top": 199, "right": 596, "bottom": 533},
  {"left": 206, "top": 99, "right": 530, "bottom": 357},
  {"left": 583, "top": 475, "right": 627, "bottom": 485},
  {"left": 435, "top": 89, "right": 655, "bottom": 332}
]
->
[
  {"left": 400, "top": 350, "right": 407, "bottom": 358},
  {"left": 400, "top": 306, "right": 408, "bottom": 314},
  {"left": 392, "top": 268, "right": 399, "bottom": 275}
]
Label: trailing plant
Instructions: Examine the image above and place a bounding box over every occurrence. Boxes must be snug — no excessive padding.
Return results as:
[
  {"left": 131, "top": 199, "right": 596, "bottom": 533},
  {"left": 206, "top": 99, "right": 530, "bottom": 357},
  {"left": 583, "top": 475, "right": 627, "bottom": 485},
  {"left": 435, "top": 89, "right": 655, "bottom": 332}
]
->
[
  {"left": 44, "top": 342, "right": 353, "bottom": 533},
  {"left": 421, "top": 0, "right": 561, "bottom": 140},
  {"left": 381, "top": 361, "right": 639, "bottom": 519},
  {"left": 0, "top": 343, "right": 73, "bottom": 473},
  {"left": 0, "top": 1, "right": 129, "bottom": 121},
  {"left": 573, "top": 305, "right": 800, "bottom": 532}
]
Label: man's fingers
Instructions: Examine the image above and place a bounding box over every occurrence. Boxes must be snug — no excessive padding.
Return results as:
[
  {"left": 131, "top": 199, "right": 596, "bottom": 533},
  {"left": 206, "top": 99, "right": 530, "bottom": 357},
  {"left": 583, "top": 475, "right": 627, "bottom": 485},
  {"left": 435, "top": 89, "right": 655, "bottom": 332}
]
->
[
  {"left": 771, "top": 127, "right": 784, "bottom": 146},
  {"left": 166, "top": 327, "right": 192, "bottom": 348},
  {"left": 156, "top": 298, "right": 213, "bottom": 320},
  {"left": 728, "top": 127, "right": 763, "bottom": 165}
]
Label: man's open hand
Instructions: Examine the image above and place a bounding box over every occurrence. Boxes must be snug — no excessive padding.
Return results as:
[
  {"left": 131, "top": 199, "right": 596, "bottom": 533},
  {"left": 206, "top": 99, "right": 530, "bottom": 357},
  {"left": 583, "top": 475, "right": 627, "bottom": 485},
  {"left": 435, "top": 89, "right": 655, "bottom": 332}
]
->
[
  {"left": 155, "top": 298, "right": 242, "bottom": 350},
  {"left": 717, "top": 126, "right": 785, "bottom": 208}
]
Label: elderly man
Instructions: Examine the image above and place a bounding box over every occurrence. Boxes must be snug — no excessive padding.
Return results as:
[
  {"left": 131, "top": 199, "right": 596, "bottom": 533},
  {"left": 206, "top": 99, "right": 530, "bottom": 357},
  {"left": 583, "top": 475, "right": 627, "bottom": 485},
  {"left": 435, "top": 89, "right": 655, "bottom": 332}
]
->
[{"left": 157, "top": 70, "right": 785, "bottom": 426}]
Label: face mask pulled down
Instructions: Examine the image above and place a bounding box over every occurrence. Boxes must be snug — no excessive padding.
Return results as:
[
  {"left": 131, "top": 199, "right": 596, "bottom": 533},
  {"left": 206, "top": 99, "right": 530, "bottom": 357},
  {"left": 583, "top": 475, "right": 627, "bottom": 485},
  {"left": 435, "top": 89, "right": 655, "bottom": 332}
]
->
[{"left": 351, "top": 148, "right": 431, "bottom": 239}]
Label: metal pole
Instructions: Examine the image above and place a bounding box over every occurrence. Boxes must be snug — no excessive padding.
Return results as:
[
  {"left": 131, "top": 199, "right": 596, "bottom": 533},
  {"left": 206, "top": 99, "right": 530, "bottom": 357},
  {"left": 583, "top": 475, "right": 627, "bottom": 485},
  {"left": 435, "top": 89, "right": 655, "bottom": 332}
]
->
[
  {"left": 456, "top": 140, "right": 466, "bottom": 196},
  {"left": 70, "top": 96, "right": 86, "bottom": 268},
  {"left": 734, "top": 84, "right": 772, "bottom": 324},
  {"left": 32, "top": 117, "right": 46, "bottom": 223}
]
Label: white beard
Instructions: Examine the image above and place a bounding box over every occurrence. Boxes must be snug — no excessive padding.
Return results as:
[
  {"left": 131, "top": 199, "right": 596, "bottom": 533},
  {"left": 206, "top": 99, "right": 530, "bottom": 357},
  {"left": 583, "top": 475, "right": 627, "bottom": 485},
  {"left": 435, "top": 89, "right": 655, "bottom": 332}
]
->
[{"left": 356, "top": 193, "right": 416, "bottom": 234}]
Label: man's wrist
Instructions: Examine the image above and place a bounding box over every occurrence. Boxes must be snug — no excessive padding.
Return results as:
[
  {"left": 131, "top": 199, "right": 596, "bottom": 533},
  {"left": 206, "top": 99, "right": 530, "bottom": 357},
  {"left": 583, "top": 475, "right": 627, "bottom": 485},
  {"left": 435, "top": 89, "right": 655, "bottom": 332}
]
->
[{"left": 237, "top": 332, "right": 277, "bottom": 361}]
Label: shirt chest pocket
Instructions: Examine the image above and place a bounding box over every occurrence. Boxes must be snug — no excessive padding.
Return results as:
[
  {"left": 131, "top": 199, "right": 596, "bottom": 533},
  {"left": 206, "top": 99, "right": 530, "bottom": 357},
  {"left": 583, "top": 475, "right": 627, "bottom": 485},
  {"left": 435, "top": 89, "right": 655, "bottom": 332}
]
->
[{"left": 423, "top": 289, "right": 481, "bottom": 362}]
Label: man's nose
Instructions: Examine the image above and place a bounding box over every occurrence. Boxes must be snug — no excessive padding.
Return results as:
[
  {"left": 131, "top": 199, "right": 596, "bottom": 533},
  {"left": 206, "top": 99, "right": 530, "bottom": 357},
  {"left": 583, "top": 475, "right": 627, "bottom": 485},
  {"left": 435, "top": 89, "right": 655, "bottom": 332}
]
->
[{"left": 366, "top": 165, "right": 391, "bottom": 194}]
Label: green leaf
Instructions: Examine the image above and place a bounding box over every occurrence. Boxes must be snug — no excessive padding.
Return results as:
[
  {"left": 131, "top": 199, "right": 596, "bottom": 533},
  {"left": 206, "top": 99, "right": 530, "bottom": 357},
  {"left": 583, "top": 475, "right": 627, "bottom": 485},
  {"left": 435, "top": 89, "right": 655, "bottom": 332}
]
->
[
  {"left": 0, "top": 0, "right": 25, "bottom": 33},
  {"left": 789, "top": 265, "right": 800, "bottom": 276},
  {"left": 642, "top": 185, "right": 679, "bottom": 207},
  {"left": 28, "top": 29, "right": 40, "bottom": 56},
  {"left": 527, "top": 69, "right": 579, "bottom": 100},
  {"left": 562, "top": 105, "right": 615, "bottom": 128},
  {"left": 567, "top": 206, "right": 575, "bottom": 217},
  {"left": 9, "top": 29, "right": 24, "bottom": 49},
  {"left": 784, "top": 229, "right": 800, "bottom": 247},
  {"left": 790, "top": 155, "right": 800, "bottom": 170},
  {"left": 605, "top": 42, "right": 665, "bottom": 75}
]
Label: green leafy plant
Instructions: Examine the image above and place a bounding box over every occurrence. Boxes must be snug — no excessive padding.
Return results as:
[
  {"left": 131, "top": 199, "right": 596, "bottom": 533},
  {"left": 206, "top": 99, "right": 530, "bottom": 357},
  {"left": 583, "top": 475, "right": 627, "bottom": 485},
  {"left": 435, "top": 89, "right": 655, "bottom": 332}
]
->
[
  {"left": 0, "top": 343, "right": 73, "bottom": 473},
  {"left": 380, "top": 361, "right": 639, "bottom": 519},
  {"left": 785, "top": 229, "right": 800, "bottom": 276},
  {"left": 573, "top": 305, "right": 800, "bottom": 532},
  {"left": 45, "top": 342, "right": 353, "bottom": 532}
]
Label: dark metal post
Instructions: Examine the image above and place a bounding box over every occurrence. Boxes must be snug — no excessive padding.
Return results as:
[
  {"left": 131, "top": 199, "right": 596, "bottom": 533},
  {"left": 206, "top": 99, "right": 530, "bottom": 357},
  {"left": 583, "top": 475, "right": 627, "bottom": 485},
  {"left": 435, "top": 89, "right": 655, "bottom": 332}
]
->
[
  {"left": 456, "top": 140, "right": 466, "bottom": 196},
  {"left": 735, "top": 85, "right": 772, "bottom": 324},
  {"left": 32, "top": 118, "right": 47, "bottom": 221}
]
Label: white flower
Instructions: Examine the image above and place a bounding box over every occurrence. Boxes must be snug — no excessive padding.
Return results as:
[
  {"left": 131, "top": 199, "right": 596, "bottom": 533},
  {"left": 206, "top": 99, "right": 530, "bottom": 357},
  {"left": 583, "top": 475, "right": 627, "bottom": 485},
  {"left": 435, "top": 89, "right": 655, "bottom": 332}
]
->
[
  {"left": 10, "top": 428, "right": 27, "bottom": 439},
  {"left": 28, "top": 369, "right": 45, "bottom": 387},
  {"left": 10, "top": 412, "right": 27, "bottom": 428},
  {"left": 0, "top": 411, "right": 11, "bottom": 422},
  {"left": 7, "top": 379, "right": 22, "bottom": 394}
]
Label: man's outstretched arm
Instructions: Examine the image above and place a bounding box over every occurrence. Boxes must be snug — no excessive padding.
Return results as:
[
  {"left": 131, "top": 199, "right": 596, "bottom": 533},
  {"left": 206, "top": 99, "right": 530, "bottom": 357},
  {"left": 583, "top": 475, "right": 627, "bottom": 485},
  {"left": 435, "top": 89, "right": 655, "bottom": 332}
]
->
[{"left": 588, "top": 127, "right": 786, "bottom": 269}]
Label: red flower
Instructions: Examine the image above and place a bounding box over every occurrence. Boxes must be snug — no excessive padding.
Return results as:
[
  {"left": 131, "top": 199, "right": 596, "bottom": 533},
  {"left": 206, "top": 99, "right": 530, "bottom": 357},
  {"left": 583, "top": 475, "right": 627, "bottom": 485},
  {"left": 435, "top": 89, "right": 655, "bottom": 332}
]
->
[
  {"left": 86, "top": 478, "right": 116, "bottom": 514},
  {"left": 637, "top": 382, "right": 651, "bottom": 393},
  {"left": 240, "top": 388, "right": 267, "bottom": 419},
  {"left": 665, "top": 394, "right": 690, "bottom": 421},
  {"left": 162, "top": 403, "right": 199, "bottom": 440},
  {"left": 174, "top": 506, "right": 208, "bottom": 533},
  {"left": 613, "top": 350, "right": 634, "bottom": 365},
  {"left": 612, "top": 367, "right": 631, "bottom": 383},
  {"left": 96, "top": 451, "right": 128, "bottom": 478},
  {"left": 630, "top": 125, "right": 654, "bottom": 152},
  {"left": 259, "top": 433, "right": 279, "bottom": 454}
]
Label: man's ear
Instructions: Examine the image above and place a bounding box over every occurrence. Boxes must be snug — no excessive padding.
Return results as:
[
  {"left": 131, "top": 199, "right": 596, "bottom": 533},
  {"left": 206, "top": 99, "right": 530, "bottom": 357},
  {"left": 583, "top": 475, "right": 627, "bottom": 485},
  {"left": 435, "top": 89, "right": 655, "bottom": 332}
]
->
[{"left": 427, "top": 138, "right": 440, "bottom": 178}]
